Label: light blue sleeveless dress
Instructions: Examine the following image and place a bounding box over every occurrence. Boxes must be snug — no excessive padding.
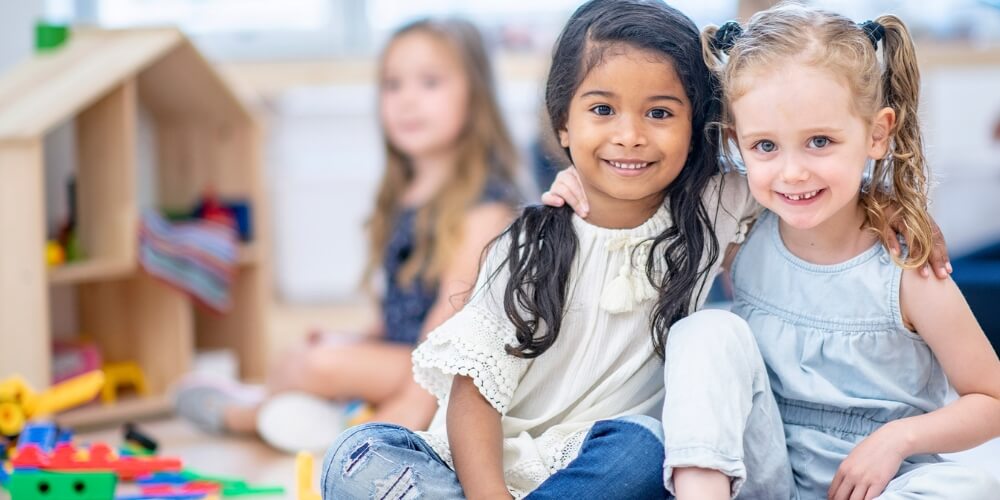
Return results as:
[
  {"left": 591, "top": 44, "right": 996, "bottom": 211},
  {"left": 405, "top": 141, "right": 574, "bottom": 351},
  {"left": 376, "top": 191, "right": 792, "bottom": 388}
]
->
[{"left": 731, "top": 210, "right": 998, "bottom": 499}]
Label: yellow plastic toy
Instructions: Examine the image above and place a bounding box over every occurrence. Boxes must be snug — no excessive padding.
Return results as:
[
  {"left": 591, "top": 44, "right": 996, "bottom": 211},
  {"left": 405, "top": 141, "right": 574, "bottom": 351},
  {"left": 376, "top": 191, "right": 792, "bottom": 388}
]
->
[
  {"left": 100, "top": 361, "right": 149, "bottom": 405},
  {"left": 296, "top": 451, "right": 321, "bottom": 500},
  {"left": 45, "top": 240, "right": 65, "bottom": 267},
  {"left": 0, "top": 371, "right": 104, "bottom": 436}
]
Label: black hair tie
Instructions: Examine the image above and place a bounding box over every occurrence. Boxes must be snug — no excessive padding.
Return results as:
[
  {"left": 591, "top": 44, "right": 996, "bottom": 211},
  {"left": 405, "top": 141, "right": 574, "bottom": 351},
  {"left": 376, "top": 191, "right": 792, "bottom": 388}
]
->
[
  {"left": 859, "top": 20, "right": 885, "bottom": 49},
  {"left": 713, "top": 21, "right": 743, "bottom": 54}
]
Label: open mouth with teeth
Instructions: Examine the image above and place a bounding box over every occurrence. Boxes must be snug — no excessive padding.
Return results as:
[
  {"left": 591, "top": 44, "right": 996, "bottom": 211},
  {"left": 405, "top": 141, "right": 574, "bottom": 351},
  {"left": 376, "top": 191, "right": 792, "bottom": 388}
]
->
[
  {"left": 779, "top": 189, "right": 824, "bottom": 202},
  {"left": 605, "top": 160, "right": 653, "bottom": 171}
]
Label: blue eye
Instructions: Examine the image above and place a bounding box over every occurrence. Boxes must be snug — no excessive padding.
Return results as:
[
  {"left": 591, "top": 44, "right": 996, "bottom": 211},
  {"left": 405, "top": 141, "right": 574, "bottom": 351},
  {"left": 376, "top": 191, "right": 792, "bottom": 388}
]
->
[
  {"left": 591, "top": 105, "right": 613, "bottom": 116},
  {"left": 755, "top": 140, "right": 777, "bottom": 153},
  {"left": 809, "top": 136, "right": 831, "bottom": 148},
  {"left": 647, "top": 108, "right": 671, "bottom": 119}
]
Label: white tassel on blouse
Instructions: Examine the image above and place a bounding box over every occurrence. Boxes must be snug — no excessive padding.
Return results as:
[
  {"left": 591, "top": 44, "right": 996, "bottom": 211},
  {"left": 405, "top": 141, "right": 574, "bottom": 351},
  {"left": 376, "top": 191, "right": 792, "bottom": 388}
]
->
[{"left": 600, "top": 237, "right": 658, "bottom": 314}]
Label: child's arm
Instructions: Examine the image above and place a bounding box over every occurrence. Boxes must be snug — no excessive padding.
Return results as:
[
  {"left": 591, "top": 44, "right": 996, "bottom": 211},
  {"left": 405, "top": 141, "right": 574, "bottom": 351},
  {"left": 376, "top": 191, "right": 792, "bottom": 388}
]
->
[
  {"left": 829, "top": 272, "right": 1000, "bottom": 500},
  {"left": 448, "top": 375, "right": 512, "bottom": 500},
  {"left": 421, "top": 203, "right": 513, "bottom": 340}
]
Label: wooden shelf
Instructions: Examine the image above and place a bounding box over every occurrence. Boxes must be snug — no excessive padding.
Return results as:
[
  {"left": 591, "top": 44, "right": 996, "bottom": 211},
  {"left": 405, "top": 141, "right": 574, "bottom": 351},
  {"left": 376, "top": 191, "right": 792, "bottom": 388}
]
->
[
  {"left": 49, "top": 259, "right": 136, "bottom": 286},
  {"left": 54, "top": 394, "right": 172, "bottom": 431},
  {"left": 1, "top": 28, "right": 268, "bottom": 392}
]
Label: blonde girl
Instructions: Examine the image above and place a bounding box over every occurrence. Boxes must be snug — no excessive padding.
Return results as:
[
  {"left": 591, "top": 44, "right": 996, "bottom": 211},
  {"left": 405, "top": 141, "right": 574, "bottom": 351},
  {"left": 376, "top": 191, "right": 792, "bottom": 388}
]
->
[{"left": 658, "top": 4, "right": 1000, "bottom": 499}]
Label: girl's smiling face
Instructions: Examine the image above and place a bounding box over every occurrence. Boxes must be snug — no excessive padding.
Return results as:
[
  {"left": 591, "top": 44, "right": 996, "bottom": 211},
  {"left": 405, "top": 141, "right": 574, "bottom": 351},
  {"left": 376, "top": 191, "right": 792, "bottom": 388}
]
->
[
  {"left": 558, "top": 44, "right": 692, "bottom": 228},
  {"left": 731, "top": 63, "right": 893, "bottom": 232}
]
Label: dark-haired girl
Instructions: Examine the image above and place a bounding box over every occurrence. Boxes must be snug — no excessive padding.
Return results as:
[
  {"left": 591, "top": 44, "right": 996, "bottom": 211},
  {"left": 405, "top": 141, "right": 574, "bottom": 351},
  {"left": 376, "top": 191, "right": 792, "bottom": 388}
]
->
[{"left": 320, "top": 1, "right": 764, "bottom": 498}]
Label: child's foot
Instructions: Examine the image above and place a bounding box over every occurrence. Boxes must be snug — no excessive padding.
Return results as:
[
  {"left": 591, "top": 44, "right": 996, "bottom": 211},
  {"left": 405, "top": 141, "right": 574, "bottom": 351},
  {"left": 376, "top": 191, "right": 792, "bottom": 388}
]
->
[
  {"left": 256, "top": 392, "right": 349, "bottom": 453},
  {"left": 172, "top": 376, "right": 263, "bottom": 434}
]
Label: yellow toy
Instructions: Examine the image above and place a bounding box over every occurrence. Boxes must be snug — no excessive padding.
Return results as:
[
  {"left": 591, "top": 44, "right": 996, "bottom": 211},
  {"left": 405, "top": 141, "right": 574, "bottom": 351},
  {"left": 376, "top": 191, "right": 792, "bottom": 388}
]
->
[
  {"left": 45, "top": 240, "right": 65, "bottom": 267},
  {"left": 0, "top": 371, "right": 104, "bottom": 436},
  {"left": 296, "top": 451, "right": 321, "bottom": 500},
  {"left": 100, "top": 361, "right": 149, "bottom": 405}
]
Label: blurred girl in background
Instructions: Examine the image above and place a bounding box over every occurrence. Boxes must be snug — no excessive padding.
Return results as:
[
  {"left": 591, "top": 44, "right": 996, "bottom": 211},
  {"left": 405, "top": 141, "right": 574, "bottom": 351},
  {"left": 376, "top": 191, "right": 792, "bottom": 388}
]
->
[{"left": 176, "top": 17, "right": 521, "bottom": 453}]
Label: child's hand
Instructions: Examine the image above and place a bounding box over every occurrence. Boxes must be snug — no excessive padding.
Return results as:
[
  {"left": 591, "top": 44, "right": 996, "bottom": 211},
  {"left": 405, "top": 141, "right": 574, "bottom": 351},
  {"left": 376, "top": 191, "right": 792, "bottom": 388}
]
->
[
  {"left": 885, "top": 210, "right": 951, "bottom": 279},
  {"left": 828, "top": 425, "right": 906, "bottom": 500},
  {"left": 540, "top": 167, "right": 590, "bottom": 217}
]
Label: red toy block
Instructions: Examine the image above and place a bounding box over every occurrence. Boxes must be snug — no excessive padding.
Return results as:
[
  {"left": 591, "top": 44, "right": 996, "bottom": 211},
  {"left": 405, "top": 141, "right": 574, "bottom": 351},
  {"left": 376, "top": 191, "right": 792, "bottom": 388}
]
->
[
  {"left": 10, "top": 444, "right": 47, "bottom": 468},
  {"left": 15, "top": 442, "right": 182, "bottom": 480}
]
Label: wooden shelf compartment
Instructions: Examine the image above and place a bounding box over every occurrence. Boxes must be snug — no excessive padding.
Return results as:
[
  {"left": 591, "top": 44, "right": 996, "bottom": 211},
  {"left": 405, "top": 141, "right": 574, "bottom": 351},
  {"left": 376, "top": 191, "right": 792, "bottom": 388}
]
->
[{"left": 48, "top": 258, "right": 136, "bottom": 285}]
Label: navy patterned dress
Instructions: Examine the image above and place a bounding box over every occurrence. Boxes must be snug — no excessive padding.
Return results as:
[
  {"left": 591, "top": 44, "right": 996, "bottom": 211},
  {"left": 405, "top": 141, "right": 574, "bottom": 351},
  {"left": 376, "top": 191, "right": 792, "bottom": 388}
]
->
[{"left": 380, "top": 179, "right": 516, "bottom": 345}]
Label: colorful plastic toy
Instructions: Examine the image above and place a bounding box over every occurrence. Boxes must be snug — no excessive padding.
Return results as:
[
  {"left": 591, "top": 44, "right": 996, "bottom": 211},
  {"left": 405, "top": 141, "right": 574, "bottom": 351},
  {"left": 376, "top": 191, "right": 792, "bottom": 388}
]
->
[
  {"left": 137, "top": 470, "right": 284, "bottom": 497},
  {"left": 16, "top": 422, "right": 59, "bottom": 453},
  {"left": 46, "top": 240, "right": 66, "bottom": 267},
  {"left": 100, "top": 362, "right": 149, "bottom": 405},
  {"left": 0, "top": 371, "right": 104, "bottom": 437},
  {"left": 296, "top": 452, "right": 320, "bottom": 500},
  {"left": 123, "top": 423, "right": 157, "bottom": 454},
  {"left": 8, "top": 470, "right": 116, "bottom": 500},
  {"left": 12, "top": 442, "right": 181, "bottom": 480}
]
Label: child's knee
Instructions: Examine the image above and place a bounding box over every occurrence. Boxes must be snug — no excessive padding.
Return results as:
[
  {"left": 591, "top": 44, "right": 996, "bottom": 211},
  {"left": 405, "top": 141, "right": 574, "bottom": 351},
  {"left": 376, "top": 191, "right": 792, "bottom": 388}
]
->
[
  {"left": 666, "top": 309, "right": 755, "bottom": 358},
  {"left": 321, "top": 423, "right": 411, "bottom": 496},
  {"left": 611, "top": 414, "right": 664, "bottom": 446}
]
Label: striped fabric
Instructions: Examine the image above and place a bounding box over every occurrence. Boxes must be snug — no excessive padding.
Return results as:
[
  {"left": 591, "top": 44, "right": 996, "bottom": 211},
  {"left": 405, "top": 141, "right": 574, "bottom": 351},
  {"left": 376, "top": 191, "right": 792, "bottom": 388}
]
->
[{"left": 139, "top": 210, "right": 239, "bottom": 313}]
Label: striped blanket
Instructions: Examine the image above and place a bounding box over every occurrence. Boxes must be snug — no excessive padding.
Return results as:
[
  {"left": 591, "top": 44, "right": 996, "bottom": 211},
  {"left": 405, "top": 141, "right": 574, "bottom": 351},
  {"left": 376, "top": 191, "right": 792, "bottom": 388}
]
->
[{"left": 139, "top": 210, "right": 238, "bottom": 313}]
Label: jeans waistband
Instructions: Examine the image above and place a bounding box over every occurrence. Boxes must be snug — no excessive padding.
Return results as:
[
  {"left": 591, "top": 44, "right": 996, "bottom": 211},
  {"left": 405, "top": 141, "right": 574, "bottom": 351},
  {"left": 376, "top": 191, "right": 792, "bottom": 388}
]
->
[{"left": 776, "top": 396, "right": 889, "bottom": 437}]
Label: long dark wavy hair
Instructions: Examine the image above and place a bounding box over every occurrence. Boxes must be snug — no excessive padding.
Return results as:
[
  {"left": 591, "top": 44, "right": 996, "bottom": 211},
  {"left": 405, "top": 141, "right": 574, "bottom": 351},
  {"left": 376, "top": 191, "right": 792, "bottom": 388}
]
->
[{"left": 492, "top": 0, "right": 723, "bottom": 359}]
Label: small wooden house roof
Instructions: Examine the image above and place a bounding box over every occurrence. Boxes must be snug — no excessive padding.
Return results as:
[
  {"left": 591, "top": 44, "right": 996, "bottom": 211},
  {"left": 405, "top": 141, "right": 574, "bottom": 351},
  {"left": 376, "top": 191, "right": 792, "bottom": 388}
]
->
[{"left": 0, "top": 27, "right": 250, "bottom": 142}]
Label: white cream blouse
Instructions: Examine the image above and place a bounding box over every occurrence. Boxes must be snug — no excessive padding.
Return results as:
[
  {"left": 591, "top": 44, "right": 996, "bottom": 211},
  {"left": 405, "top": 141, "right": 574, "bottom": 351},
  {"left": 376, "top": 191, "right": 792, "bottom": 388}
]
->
[{"left": 412, "top": 172, "right": 760, "bottom": 497}]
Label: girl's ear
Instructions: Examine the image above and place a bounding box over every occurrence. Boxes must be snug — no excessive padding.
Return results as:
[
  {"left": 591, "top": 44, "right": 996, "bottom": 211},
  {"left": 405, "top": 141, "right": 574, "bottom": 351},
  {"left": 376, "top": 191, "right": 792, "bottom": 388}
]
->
[
  {"left": 869, "top": 107, "right": 896, "bottom": 159},
  {"left": 558, "top": 128, "right": 570, "bottom": 148}
]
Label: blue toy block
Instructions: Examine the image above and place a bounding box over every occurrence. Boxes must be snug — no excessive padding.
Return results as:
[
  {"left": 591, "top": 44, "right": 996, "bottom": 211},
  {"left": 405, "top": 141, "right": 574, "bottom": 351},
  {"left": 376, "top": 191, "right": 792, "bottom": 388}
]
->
[
  {"left": 135, "top": 472, "right": 189, "bottom": 485},
  {"left": 57, "top": 428, "right": 74, "bottom": 444},
  {"left": 17, "top": 422, "right": 58, "bottom": 453},
  {"left": 116, "top": 493, "right": 205, "bottom": 500}
]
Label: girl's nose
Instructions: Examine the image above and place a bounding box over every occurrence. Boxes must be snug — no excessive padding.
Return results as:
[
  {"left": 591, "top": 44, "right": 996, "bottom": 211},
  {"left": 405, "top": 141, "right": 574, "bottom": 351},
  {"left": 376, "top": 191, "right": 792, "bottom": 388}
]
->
[
  {"left": 611, "top": 115, "right": 647, "bottom": 148},
  {"left": 780, "top": 157, "right": 810, "bottom": 183}
]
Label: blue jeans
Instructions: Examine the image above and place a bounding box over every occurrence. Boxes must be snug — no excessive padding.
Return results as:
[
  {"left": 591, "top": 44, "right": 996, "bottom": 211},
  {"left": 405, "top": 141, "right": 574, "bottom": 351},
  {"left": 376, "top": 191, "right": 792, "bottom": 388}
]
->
[{"left": 321, "top": 415, "right": 668, "bottom": 499}]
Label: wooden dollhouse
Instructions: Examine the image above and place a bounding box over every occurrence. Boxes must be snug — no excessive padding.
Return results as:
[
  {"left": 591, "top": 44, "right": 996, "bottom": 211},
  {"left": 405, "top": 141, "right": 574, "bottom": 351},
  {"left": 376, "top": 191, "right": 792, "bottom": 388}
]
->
[{"left": 0, "top": 27, "right": 268, "bottom": 426}]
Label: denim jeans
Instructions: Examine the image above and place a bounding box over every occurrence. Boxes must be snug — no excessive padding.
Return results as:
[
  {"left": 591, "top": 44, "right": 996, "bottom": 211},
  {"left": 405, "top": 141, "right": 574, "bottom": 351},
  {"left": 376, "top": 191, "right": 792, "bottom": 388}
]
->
[{"left": 321, "top": 415, "right": 668, "bottom": 499}]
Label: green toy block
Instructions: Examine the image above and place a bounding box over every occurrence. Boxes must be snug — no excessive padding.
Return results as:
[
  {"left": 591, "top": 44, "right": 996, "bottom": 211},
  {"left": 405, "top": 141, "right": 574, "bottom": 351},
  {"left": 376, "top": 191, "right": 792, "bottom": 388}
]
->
[
  {"left": 9, "top": 470, "right": 116, "bottom": 500},
  {"left": 180, "top": 470, "right": 284, "bottom": 497},
  {"left": 35, "top": 22, "right": 70, "bottom": 52},
  {"left": 222, "top": 483, "right": 286, "bottom": 497}
]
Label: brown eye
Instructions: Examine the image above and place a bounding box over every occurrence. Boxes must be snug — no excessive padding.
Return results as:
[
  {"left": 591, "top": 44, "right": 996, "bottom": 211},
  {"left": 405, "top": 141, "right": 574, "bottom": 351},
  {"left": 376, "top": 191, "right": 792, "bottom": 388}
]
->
[
  {"left": 647, "top": 108, "right": 671, "bottom": 119},
  {"left": 591, "top": 105, "right": 613, "bottom": 116}
]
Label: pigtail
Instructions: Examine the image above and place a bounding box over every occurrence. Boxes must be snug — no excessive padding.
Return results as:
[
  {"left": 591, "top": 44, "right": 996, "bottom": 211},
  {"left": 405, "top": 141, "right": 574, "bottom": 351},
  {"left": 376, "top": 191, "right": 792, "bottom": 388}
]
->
[
  {"left": 701, "top": 25, "right": 724, "bottom": 72},
  {"left": 500, "top": 205, "right": 578, "bottom": 358},
  {"left": 863, "top": 15, "right": 933, "bottom": 268}
]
